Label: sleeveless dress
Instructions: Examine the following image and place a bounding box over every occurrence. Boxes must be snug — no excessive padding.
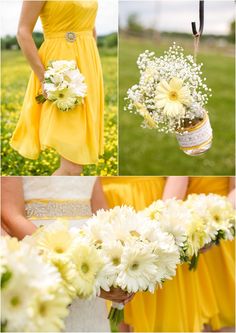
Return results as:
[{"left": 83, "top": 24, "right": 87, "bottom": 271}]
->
[
  {"left": 187, "top": 177, "right": 235, "bottom": 330},
  {"left": 11, "top": 1, "right": 104, "bottom": 165},
  {"left": 101, "top": 176, "right": 235, "bottom": 332},
  {"left": 23, "top": 176, "right": 110, "bottom": 332}
]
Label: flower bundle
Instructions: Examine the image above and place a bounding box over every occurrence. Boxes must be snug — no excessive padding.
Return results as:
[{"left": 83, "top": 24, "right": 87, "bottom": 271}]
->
[
  {"left": 84, "top": 205, "right": 180, "bottom": 324},
  {"left": 36, "top": 60, "right": 87, "bottom": 111},
  {"left": 125, "top": 43, "right": 212, "bottom": 134},
  {"left": 141, "top": 194, "right": 235, "bottom": 270},
  {"left": 24, "top": 220, "right": 104, "bottom": 301},
  {"left": 1, "top": 236, "right": 70, "bottom": 332}
]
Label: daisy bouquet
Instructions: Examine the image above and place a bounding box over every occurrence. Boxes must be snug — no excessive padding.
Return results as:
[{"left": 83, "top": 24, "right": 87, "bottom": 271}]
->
[
  {"left": 141, "top": 195, "right": 235, "bottom": 270},
  {"left": 186, "top": 194, "right": 235, "bottom": 246},
  {"left": 36, "top": 60, "right": 87, "bottom": 111},
  {"left": 84, "top": 206, "right": 180, "bottom": 324},
  {"left": 125, "top": 43, "right": 213, "bottom": 155},
  {"left": 24, "top": 220, "right": 104, "bottom": 302},
  {"left": 1, "top": 236, "right": 70, "bottom": 332}
]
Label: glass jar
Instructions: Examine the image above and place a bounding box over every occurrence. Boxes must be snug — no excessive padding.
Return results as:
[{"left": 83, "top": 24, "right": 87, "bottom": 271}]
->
[{"left": 176, "top": 112, "right": 213, "bottom": 156}]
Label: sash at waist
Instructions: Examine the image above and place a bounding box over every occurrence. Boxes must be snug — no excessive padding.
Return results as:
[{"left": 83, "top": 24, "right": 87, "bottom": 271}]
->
[
  {"left": 44, "top": 30, "right": 93, "bottom": 41},
  {"left": 25, "top": 199, "right": 92, "bottom": 220}
]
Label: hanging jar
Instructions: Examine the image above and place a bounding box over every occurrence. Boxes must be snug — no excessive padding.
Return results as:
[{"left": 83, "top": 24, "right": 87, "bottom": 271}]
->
[{"left": 175, "top": 110, "right": 213, "bottom": 156}]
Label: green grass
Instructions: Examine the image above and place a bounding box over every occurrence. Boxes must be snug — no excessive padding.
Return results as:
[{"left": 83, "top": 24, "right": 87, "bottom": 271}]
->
[
  {"left": 119, "top": 37, "right": 235, "bottom": 175},
  {"left": 1, "top": 48, "right": 118, "bottom": 176}
]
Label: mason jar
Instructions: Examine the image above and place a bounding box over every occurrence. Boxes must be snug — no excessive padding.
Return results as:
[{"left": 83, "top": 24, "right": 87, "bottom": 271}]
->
[{"left": 175, "top": 112, "right": 213, "bottom": 156}]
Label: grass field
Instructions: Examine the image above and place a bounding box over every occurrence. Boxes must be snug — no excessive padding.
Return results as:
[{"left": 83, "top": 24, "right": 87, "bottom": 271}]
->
[
  {"left": 119, "top": 37, "right": 235, "bottom": 175},
  {"left": 1, "top": 48, "right": 118, "bottom": 176}
]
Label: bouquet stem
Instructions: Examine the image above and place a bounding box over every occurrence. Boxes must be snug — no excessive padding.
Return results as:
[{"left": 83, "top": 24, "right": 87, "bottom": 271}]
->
[
  {"left": 189, "top": 253, "right": 199, "bottom": 271},
  {"left": 35, "top": 94, "right": 46, "bottom": 104},
  {"left": 108, "top": 302, "right": 124, "bottom": 326}
]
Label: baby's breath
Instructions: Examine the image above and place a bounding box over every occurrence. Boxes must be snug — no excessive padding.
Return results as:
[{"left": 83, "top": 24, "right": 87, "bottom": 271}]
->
[{"left": 125, "top": 43, "right": 212, "bottom": 134}]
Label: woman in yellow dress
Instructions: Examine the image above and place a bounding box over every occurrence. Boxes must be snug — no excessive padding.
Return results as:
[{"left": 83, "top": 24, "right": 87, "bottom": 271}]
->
[
  {"left": 10, "top": 1, "right": 104, "bottom": 175},
  {"left": 102, "top": 176, "right": 235, "bottom": 332}
]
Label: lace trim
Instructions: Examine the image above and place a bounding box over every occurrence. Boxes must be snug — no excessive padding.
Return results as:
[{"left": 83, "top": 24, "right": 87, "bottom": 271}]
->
[{"left": 25, "top": 199, "right": 92, "bottom": 220}]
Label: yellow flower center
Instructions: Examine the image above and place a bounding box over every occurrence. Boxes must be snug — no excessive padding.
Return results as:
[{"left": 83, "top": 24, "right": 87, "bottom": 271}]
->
[
  {"left": 81, "top": 262, "right": 89, "bottom": 274},
  {"left": 11, "top": 296, "right": 20, "bottom": 307},
  {"left": 130, "top": 230, "right": 140, "bottom": 238},
  {"left": 169, "top": 91, "right": 178, "bottom": 101},
  {"left": 39, "top": 303, "right": 47, "bottom": 316},
  {"left": 131, "top": 262, "right": 139, "bottom": 271},
  {"left": 214, "top": 214, "right": 220, "bottom": 222},
  {"left": 112, "top": 257, "right": 120, "bottom": 266},
  {"left": 55, "top": 247, "right": 64, "bottom": 254}
]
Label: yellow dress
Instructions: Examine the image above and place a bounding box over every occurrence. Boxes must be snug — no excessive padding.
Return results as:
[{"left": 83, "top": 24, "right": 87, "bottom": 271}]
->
[
  {"left": 187, "top": 177, "right": 235, "bottom": 330},
  {"left": 102, "top": 176, "right": 235, "bottom": 332},
  {"left": 11, "top": 0, "right": 104, "bottom": 165}
]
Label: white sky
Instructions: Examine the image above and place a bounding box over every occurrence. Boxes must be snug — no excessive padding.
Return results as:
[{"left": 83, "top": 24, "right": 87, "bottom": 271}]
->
[
  {"left": 119, "top": 0, "right": 235, "bottom": 35},
  {"left": 0, "top": 0, "right": 118, "bottom": 36},
  {"left": 0, "top": 1, "right": 234, "bottom": 36}
]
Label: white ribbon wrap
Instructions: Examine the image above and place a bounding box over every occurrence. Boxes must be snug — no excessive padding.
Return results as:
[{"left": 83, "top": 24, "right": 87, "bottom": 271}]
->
[{"left": 112, "top": 302, "right": 124, "bottom": 310}]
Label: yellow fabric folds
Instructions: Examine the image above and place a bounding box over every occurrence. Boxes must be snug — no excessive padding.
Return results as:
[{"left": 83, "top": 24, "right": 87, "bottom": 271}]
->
[
  {"left": 11, "top": 1, "right": 104, "bottom": 164},
  {"left": 102, "top": 176, "right": 235, "bottom": 332}
]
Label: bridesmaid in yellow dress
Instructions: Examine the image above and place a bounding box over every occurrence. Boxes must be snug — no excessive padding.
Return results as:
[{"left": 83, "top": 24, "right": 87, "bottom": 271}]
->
[
  {"left": 102, "top": 176, "right": 235, "bottom": 332},
  {"left": 186, "top": 177, "right": 235, "bottom": 331},
  {"left": 10, "top": 1, "right": 104, "bottom": 175}
]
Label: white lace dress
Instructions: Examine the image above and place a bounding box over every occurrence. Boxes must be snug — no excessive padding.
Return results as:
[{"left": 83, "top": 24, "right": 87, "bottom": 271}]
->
[{"left": 23, "top": 176, "right": 110, "bottom": 332}]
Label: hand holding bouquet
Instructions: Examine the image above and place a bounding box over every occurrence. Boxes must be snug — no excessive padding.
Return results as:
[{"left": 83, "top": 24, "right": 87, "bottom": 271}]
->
[
  {"left": 36, "top": 60, "right": 87, "bottom": 111},
  {"left": 84, "top": 206, "right": 180, "bottom": 324}
]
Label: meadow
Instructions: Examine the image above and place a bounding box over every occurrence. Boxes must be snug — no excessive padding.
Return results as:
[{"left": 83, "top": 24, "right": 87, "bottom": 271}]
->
[
  {"left": 119, "top": 37, "right": 235, "bottom": 175},
  {"left": 1, "top": 48, "right": 118, "bottom": 176}
]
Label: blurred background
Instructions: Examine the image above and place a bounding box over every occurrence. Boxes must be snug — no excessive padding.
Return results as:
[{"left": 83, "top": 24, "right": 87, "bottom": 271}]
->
[
  {"left": 1, "top": 0, "right": 118, "bottom": 176},
  {"left": 119, "top": 0, "right": 235, "bottom": 175}
]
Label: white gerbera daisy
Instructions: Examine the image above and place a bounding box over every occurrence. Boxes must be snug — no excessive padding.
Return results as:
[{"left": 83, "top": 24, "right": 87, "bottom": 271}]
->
[
  {"left": 26, "top": 291, "right": 70, "bottom": 332},
  {"left": 36, "top": 228, "right": 77, "bottom": 263},
  {"left": 155, "top": 77, "right": 192, "bottom": 117},
  {"left": 117, "top": 243, "right": 157, "bottom": 293},
  {"left": 72, "top": 244, "right": 103, "bottom": 298}
]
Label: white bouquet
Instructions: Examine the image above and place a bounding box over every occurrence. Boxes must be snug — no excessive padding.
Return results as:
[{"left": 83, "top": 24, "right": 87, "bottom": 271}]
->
[
  {"left": 141, "top": 195, "right": 235, "bottom": 270},
  {"left": 24, "top": 220, "right": 104, "bottom": 301},
  {"left": 125, "top": 43, "right": 213, "bottom": 155},
  {"left": 84, "top": 206, "right": 180, "bottom": 324},
  {"left": 1, "top": 236, "right": 70, "bottom": 332},
  {"left": 186, "top": 193, "right": 235, "bottom": 245},
  {"left": 36, "top": 60, "right": 87, "bottom": 111}
]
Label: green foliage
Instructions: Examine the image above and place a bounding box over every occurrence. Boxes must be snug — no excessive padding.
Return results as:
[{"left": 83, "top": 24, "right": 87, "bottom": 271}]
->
[
  {"left": 1, "top": 32, "right": 117, "bottom": 50},
  {"left": 127, "top": 14, "right": 144, "bottom": 33},
  {"left": 119, "top": 37, "right": 235, "bottom": 176},
  {"left": 1, "top": 50, "right": 118, "bottom": 176},
  {"left": 97, "top": 33, "right": 117, "bottom": 49},
  {"left": 1, "top": 270, "right": 12, "bottom": 289}
]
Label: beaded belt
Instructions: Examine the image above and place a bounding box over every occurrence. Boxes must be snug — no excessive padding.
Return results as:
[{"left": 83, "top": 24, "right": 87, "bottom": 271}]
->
[
  {"left": 44, "top": 31, "right": 93, "bottom": 42},
  {"left": 25, "top": 199, "right": 92, "bottom": 220}
]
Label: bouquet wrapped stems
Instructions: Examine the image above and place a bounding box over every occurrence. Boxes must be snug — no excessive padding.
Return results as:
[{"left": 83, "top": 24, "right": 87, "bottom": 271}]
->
[{"left": 108, "top": 302, "right": 124, "bottom": 326}]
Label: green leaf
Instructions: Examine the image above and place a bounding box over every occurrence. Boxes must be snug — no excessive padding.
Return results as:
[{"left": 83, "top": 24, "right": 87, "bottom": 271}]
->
[
  {"left": 189, "top": 253, "right": 199, "bottom": 271},
  {"left": 1, "top": 270, "right": 12, "bottom": 289},
  {"left": 35, "top": 94, "right": 46, "bottom": 104}
]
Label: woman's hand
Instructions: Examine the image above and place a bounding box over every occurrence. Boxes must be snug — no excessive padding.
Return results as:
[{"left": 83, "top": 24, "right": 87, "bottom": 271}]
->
[
  {"left": 40, "top": 81, "right": 47, "bottom": 99},
  {"left": 99, "top": 287, "right": 134, "bottom": 304}
]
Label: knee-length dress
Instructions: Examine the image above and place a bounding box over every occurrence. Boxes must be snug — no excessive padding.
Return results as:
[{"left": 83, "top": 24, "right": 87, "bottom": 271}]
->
[{"left": 11, "top": 0, "right": 104, "bottom": 165}]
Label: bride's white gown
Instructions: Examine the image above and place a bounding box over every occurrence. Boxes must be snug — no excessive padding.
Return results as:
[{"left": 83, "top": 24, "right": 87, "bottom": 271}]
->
[{"left": 23, "top": 176, "right": 110, "bottom": 332}]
